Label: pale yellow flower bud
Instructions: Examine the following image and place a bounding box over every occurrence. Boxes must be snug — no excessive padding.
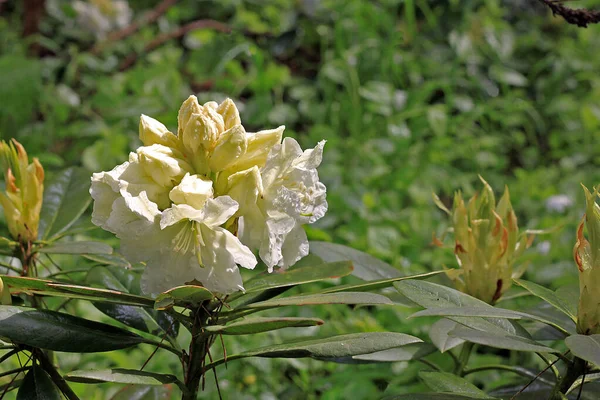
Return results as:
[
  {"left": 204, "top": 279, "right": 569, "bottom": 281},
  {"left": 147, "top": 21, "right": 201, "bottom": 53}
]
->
[
  {"left": 177, "top": 95, "right": 202, "bottom": 137},
  {"left": 139, "top": 114, "right": 179, "bottom": 148},
  {"left": 217, "top": 98, "right": 241, "bottom": 131},
  {"left": 137, "top": 144, "right": 193, "bottom": 188},
  {"left": 209, "top": 125, "right": 248, "bottom": 172},
  {"left": 0, "top": 277, "right": 11, "bottom": 305}
]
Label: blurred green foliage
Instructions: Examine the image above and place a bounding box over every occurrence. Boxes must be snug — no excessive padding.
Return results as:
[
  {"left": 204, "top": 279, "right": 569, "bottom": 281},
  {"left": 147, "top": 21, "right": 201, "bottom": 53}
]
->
[{"left": 1, "top": 0, "right": 600, "bottom": 398}]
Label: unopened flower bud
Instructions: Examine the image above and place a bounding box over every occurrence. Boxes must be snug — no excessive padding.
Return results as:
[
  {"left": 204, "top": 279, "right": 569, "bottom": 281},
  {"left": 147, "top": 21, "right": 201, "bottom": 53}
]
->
[
  {"left": 574, "top": 186, "right": 600, "bottom": 334},
  {"left": 0, "top": 139, "right": 44, "bottom": 242},
  {"left": 435, "top": 176, "right": 530, "bottom": 304},
  {"left": 139, "top": 114, "right": 179, "bottom": 148},
  {"left": 209, "top": 125, "right": 248, "bottom": 172},
  {"left": 137, "top": 144, "right": 193, "bottom": 188}
]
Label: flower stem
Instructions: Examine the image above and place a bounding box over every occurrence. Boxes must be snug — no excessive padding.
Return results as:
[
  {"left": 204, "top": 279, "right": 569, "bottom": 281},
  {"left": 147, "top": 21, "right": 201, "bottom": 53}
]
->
[
  {"left": 182, "top": 304, "right": 211, "bottom": 400},
  {"left": 549, "top": 356, "right": 586, "bottom": 400},
  {"left": 455, "top": 342, "right": 474, "bottom": 376}
]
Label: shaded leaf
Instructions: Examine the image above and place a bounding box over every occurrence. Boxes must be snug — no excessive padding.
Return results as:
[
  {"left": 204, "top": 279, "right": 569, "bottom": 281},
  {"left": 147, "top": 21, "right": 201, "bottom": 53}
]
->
[
  {"left": 243, "top": 261, "right": 353, "bottom": 293},
  {"left": 204, "top": 317, "right": 324, "bottom": 335},
  {"left": 17, "top": 365, "right": 62, "bottom": 400},
  {"left": 411, "top": 306, "right": 571, "bottom": 335},
  {"left": 309, "top": 241, "right": 401, "bottom": 280},
  {"left": 0, "top": 305, "right": 145, "bottom": 352},
  {"left": 449, "top": 325, "right": 554, "bottom": 352},
  {"left": 37, "top": 241, "right": 113, "bottom": 255},
  {"left": 65, "top": 369, "right": 180, "bottom": 386},
  {"left": 111, "top": 385, "right": 173, "bottom": 400},
  {"left": 565, "top": 334, "right": 600, "bottom": 367},
  {"left": 384, "top": 393, "right": 497, "bottom": 400},
  {"left": 514, "top": 279, "right": 577, "bottom": 321},
  {"left": 83, "top": 253, "right": 132, "bottom": 269},
  {"left": 394, "top": 280, "right": 524, "bottom": 336},
  {"left": 38, "top": 167, "right": 92, "bottom": 240},
  {"left": 419, "top": 371, "right": 496, "bottom": 399},
  {"left": 430, "top": 318, "right": 465, "bottom": 352},
  {"left": 353, "top": 342, "right": 436, "bottom": 362},
  {"left": 240, "top": 292, "right": 392, "bottom": 310},
  {"left": 318, "top": 271, "right": 445, "bottom": 294}
]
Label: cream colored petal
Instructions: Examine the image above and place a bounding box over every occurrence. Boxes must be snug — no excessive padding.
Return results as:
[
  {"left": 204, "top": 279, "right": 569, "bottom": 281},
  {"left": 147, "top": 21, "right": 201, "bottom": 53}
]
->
[
  {"left": 208, "top": 125, "right": 247, "bottom": 172},
  {"left": 169, "top": 173, "right": 213, "bottom": 209}
]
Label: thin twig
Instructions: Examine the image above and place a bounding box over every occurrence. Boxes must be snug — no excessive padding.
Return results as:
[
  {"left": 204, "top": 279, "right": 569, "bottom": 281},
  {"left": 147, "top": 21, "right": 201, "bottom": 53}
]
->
[
  {"left": 0, "top": 366, "right": 31, "bottom": 379},
  {"left": 577, "top": 368, "right": 585, "bottom": 400},
  {"left": 90, "top": 0, "right": 178, "bottom": 55},
  {"left": 118, "top": 19, "right": 231, "bottom": 71},
  {"left": 510, "top": 357, "right": 560, "bottom": 400}
]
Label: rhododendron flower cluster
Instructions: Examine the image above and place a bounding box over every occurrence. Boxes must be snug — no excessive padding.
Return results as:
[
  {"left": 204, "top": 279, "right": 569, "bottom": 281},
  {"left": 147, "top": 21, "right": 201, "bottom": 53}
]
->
[{"left": 90, "top": 96, "right": 327, "bottom": 294}]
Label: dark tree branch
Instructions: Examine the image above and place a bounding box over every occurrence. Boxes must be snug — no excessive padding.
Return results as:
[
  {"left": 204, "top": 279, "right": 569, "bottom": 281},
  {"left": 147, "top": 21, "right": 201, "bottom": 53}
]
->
[
  {"left": 91, "top": 0, "right": 178, "bottom": 55},
  {"left": 538, "top": 0, "right": 600, "bottom": 27},
  {"left": 118, "top": 19, "right": 231, "bottom": 71}
]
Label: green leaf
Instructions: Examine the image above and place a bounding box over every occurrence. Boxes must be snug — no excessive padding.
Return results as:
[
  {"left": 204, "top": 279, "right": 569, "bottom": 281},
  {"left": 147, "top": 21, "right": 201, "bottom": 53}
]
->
[
  {"left": 318, "top": 271, "right": 445, "bottom": 294},
  {"left": 38, "top": 167, "right": 92, "bottom": 240},
  {"left": 394, "top": 280, "right": 523, "bottom": 336},
  {"left": 17, "top": 365, "right": 62, "bottom": 400},
  {"left": 419, "top": 371, "right": 496, "bottom": 399},
  {"left": 2, "top": 276, "right": 154, "bottom": 307},
  {"left": 384, "top": 394, "right": 497, "bottom": 400},
  {"left": 239, "top": 292, "right": 392, "bottom": 310},
  {"left": 65, "top": 368, "right": 180, "bottom": 386},
  {"left": 565, "top": 334, "right": 600, "bottom": 367},
  {"left": 309, "top": 241, "right": 401, "bottom": 280},
  {"left": 154, "top": 285, "right": 213, "bottom": 310},
  {"left": 37, "top": 241, "right": 113, "bottom": 255},
  {"left": 429, "top": 318, "right": 465, "bottom": 352},
  {"left": 208, "top": 332, "right": 422, "bottom": 367},
  {"left": 243, "top": 261, "right": 353, "bottom": 293},
  {"left": 411, "top": 306, "right": 572, "bottom": 335},
  {"left": 204, "top": 317, "right": 324, "bottom": 335},
  {"left": 0, "top": 305, "right": 145, "bottom": 352},
  {"left": 514, "top": 279, "right": 577, "bottom": 322},
  {"left": 110, "top": 385, "right": 174, "bottom": 400},
  {"left": 94, "top": 303, "right": 152, "bottom": 333},
  {"left": 353, "top": 342, "right": 437, "bottom": 362},
  {"left": 83, "top": 253, "right": 132, "bottom": 269},
  {"left": 449, "top": 325, "right": 554, "bottom": 352}
]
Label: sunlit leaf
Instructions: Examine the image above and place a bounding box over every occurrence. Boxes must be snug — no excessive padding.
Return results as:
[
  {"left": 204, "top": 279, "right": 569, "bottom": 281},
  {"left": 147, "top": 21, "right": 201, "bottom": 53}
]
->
[{"left": 37, "top": 241, "right": 113, "bottom": 255}]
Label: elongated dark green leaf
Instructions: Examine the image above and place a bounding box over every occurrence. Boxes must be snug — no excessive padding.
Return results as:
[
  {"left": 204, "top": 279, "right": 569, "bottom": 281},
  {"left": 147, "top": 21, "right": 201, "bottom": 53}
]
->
[
  {"left": 353, "top": 342, "right": 436, "bottom": 362},
  {"left": 207, "top": 332, "right": 422, "bottom": 367},
  {"left": 65, "top": 369, "right": 180, "bottom": 386},
  {"left": 94, "top": 303, "right": 151, "bottom": 333},
  {"left": 17, "top": 365, "right": 62, "bottom": 400},
  {"left": 318, "top": 271, "right": 446, "bottom": 294},
  {"left": 37, "top": 241, "right": 113, "bottom": 255},
  {"left": 154, "top": 285, "right": 213, "bottom": 310},
  {"left": 430, "top": 318, "right": 465, "bottom": 352},
  {"left": 514, "top": 279, "right": 577, "bottom": 321},
  {"left": 419, "top": 371, "right": 496, "bottom": 399},
  {"left": 2, "top": 276, "right": 154, "bottom": 307},
  {"left": 309, "top": 241, "right": 401, "bottom": 280},
  {"left": 394, "top": 280, "right": 522, "bottom": 336},
  {"left": 449, "top": 325, "right": 554, "bottom": 352},
  {"left": 204, "top": 317, "right": 324, "bottom": 335},
  {"left": 243, "top": 261, "right": 353, "bottom": 293},
  {"left": 411, "top": 307, "right": 572, "bottom": 335},
  {"left": 0, "top": 305, "right": 144, "bottom": 352},
  {"left": 38, "top": 167, "right": 92, "bottom": 240},
  {"left": 240, "top": 292, "right": 392, "bottom": 310},
  {"left": 565, "top": 334, "right": 600, "bottom": 367}
]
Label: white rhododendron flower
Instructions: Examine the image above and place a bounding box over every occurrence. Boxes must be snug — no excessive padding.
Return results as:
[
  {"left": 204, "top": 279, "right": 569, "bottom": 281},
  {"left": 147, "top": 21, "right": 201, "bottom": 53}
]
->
[{"left": 90, "top": 96, "right": 327, "bottom": 294}]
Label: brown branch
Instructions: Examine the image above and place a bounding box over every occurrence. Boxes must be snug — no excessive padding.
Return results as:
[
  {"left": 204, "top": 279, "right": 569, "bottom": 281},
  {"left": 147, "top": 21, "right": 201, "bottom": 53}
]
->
[
  {"left": 538, "top": 0, "right": 600, "bottom": 27},
  {"left": 118, "top": 19, "right": 231, "bottom": 71},
  {"left": 22, "top": 0, "right": 45, "bottom": 55},
  {"left": 91, "top": 0, "right": 178, "bottom": 55}
]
